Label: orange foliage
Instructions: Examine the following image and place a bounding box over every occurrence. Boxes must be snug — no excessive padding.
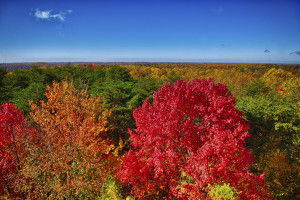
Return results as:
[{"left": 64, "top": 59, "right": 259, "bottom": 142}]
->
[
  {"left": 19, "top": 81, "right": 118, "bottom": 199},
  {"left": 257, "top": 150, "right": 299, "bottom": 198},
  {"left": 30, "top": 81, "right": 113, "bottom": 155}
]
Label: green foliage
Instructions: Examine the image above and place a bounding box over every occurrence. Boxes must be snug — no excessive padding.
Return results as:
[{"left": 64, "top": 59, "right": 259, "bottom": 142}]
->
[
  {"left": 1, "top": 68, "right": 48, "bottom": 106},
  {"left": 165, "top": 70, "right": 181, "bottom": 83},
  {"left": 241, "top": 79, "right": 269, "bottom": 96},
  {"left": 89, "top": 67, "right": 137, "bottom": 143},
  {"left": 105, "top": 65, "right": 134, "bottom": 82},
  {"left": 237, "top": 93, "right": 299, "bottom": 153},
  {"left": 128, "top": 78, "right": 163, "bottom": 108},
  {"left": 0, "top": 68, "right": 6, "bottom": 83},
  {"left": 0, "top": 68, "right": 7, "bottom": 104},
  {"left": 208, "top": 183, "right": 237, "bottom": 200},
  {"left": 11, "top": 82, "right": 45, "bottom": 113},
  {"left": 92, "top": 68, "right": 106, "bottom": 82},
  {"left": 236, "top": 93, "right": 300, "bottom": 199},
  {"left": 107, "top": 107, "right": 135, "bottom": 144},
  {"left": 90, "top": 81, "right": 135, "bottom": 108},
  {"left": 3, "top": 68, "right": 45, "bottom": 88},
  {"left": 89, "top": 66, "right": 163, "bottom": 144}
]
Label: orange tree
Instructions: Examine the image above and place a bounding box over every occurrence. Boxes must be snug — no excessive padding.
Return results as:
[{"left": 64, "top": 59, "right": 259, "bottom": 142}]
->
[{"left": 19, "top": 81, "right": 119, "bottom": 199}]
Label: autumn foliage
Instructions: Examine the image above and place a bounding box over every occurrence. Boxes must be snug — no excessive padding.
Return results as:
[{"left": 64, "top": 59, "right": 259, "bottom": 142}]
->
[
  {"left": 0, "top": 103, "right": 36, "bottom": 198},
  {"left": 117, "top": 79, "right": 270, "bottom": 199},
  {"left": 18, "top": 81, "right": 118, "bottom": 199},
  {"left": 1, "top": 63, "right": 299, "bottom": 199}
]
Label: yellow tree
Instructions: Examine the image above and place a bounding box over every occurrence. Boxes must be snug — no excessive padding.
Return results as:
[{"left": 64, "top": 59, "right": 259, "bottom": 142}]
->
[
  {"left": 205, "top": 69, "right": 255, "bottom": 96},
  {"left": 281, "top": 77, "right": 300, "bottom": 100},
  {"left": 20, "top": 81, "right": 119, "bottom": 199},
  {"left": 260, "top": 68, "right": 294, "bottom": 90}
]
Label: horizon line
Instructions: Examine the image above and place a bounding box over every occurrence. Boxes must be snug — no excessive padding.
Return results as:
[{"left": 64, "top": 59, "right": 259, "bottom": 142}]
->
[{"left": 1, "top": 61, "right": 300, "bottom": 65}]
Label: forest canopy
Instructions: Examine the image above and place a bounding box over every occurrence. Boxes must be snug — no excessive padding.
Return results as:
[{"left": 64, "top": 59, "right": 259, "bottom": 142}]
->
[{"left": 0, "top": 63, "right": 299, "bottom": 199}]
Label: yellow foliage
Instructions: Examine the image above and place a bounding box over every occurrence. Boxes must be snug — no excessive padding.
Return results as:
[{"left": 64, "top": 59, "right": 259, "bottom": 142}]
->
[
  {"left": 123, "top": 65, "right": 207, "bottom": 81},
  {"left": 100, "top": 179, "right": 122, "bottom": 200},
  {"left": 204, "top": 69, "right": 255, "bottom": 96},
  {"left": 124, "top": 65, "right": 152, "bottom": 79},
  {"left": 281, "top": 77, "right": 300, "bottom": 100},
  {"left": 261, "top": 68, "right": 294, "bottom": 90},
  {"left": 208, "top": 183, "right": 237, "bottom": 200},
  {"left": 150, "top": 67, "right": 170, "bottom": 80}
]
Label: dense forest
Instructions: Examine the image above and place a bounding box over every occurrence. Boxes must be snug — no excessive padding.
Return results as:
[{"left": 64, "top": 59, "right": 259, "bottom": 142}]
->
[{"left": 0, "top": 63, "right": 299, "bottom": 199}]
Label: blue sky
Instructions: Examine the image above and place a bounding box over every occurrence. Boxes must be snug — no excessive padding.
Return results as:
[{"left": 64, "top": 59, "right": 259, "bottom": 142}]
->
[{"left": 0, "top": 0, "right": 300, "bottom": 63}]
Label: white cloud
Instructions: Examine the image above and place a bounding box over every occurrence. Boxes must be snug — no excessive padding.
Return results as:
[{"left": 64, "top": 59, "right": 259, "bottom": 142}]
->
[{"left": 34, "top": 9, "right": 72, "bottom": 21}]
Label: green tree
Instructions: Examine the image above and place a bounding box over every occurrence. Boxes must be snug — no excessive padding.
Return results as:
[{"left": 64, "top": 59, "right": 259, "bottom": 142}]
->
[
  {"left": 105, "top": 65, "right": 134, "bottom": 82},
  {"left": 0, "top": 68, "right": 7, "bottom": 104},
  {"left": 11, "top": 82, "right": 45, "bottom": 113},
  {"left": 89, "top": 66, "right": 136, "bottom": 143}
]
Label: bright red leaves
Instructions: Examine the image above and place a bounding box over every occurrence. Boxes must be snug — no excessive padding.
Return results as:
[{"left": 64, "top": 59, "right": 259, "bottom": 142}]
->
[
  {"left": 118, "top": 79, "right": 270, "bottom": 199},
  {"left": 0, "top": 103, "right": 35, "bottom": 196}
]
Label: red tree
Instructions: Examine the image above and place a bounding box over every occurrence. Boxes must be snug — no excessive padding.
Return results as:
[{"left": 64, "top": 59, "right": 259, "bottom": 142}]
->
[
  {"left": 117, "top": 79, "right": 270, "bottom": 199},
  {"left": 0, "top": 103, "right": 36, "bottom": 197}
]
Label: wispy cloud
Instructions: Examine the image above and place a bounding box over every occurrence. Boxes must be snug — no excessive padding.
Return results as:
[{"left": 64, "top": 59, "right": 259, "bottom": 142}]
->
[
  {"left": 264, "top": 49, "right": 271, "bottom": 53},
  {"left": 289, "top": 50, "right": 300, "bottom": 56},
  {"left": 33, "top": 9, "right": 72, "bottom": 21}
]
